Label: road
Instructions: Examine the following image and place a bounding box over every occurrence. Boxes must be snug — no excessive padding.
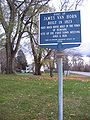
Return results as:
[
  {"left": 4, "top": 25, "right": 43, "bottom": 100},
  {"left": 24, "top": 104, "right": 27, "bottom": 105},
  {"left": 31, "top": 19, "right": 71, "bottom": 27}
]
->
[{"left": 70, "top": 71, "right": 90, "bottom": 77}]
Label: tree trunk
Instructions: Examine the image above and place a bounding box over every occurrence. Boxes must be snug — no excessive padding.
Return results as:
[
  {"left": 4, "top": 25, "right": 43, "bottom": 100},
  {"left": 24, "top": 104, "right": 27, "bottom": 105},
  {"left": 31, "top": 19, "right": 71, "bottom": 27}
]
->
[
  {"left": 6, "top": 42, "right": 14, "bottom": 74},
  {"left": 50, "top": 66, "right": 53, "bottom": 77},
  {"left": 34, "top": 62, "right": 41, "bottom": 75}
]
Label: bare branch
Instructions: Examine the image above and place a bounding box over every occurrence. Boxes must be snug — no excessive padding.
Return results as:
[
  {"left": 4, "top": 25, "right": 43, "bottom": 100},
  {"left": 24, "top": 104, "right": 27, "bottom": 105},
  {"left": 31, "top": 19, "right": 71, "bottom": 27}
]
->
[
  {"left": 0, "top": 2, "right": 8, "bottom": 33},
  {"left": 75, "top": 0, "right": 84, "bottom": 10},
  {"left": 59, "top": 0, "right": 85, "bottom": 11}
]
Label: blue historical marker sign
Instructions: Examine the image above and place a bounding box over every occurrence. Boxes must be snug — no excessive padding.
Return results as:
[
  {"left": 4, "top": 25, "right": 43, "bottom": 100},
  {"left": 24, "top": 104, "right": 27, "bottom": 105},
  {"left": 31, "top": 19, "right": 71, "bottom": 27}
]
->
[{"left": 39, "top": 11, "right": 81, "bottom": 50}]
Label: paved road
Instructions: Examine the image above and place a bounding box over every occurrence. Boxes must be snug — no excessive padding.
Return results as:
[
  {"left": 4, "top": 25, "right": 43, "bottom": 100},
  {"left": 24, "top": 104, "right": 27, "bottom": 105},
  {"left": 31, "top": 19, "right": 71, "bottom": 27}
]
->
[{"left": 70, "top": 71, "right": 90, "bottom": 77}]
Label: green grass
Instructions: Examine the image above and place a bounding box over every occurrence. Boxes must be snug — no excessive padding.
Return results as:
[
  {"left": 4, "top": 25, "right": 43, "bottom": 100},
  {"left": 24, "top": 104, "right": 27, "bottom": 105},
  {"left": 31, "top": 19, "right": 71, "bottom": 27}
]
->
[
  {"left": 63, "top": 80, "right": 90, "bottom": 120},
  {"left": 0, "top": 74, "right": 90, "bottom": 120}
]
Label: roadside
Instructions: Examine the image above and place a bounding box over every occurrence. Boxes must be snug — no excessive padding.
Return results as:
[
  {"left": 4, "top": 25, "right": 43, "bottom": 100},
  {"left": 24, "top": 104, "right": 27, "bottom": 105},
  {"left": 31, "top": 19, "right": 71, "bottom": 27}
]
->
[{"left": 70, "top": 71, "right": 90, "bottom": 77}]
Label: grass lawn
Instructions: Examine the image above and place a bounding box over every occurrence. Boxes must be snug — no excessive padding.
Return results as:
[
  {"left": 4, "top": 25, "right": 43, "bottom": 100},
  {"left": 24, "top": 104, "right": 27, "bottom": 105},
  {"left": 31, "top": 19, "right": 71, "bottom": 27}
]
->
[{"left": 0, "top": 73, "right": 90, "bottom": 120}]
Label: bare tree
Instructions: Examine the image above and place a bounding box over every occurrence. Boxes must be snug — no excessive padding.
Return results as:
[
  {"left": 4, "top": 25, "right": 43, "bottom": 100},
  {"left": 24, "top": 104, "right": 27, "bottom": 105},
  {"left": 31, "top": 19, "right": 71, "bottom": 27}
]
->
[
  {"left": 0, "top": 0, "right": 51, "bottom": 74},
  {"left": 26, "top": 4, "right": 54, "bottom": 75},
  {"left": 68, "top": 49, "right": 84, "bottom": 71},
  {"left": 59, "top": 0, "right": 84, "bottom": 11}
]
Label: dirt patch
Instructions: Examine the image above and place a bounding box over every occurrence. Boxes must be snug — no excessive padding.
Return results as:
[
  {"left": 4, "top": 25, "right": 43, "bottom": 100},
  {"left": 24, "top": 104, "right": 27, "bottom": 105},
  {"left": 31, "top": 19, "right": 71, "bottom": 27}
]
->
[
  {"left": 64, "top": 74, "right": 90, "bottom": 82},
  {"left": 16, "top": 74, "right": 90, "bottom": 82}
]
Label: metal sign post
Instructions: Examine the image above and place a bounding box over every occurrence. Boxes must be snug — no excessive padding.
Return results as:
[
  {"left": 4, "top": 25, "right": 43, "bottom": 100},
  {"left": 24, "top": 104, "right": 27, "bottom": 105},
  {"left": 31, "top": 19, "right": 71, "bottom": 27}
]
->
[
  {"left": 56, "top": 51, "right": 64, "bottom": 120},
  {"left": 39, "top": 10, "right": 81, "bottom": 120}
]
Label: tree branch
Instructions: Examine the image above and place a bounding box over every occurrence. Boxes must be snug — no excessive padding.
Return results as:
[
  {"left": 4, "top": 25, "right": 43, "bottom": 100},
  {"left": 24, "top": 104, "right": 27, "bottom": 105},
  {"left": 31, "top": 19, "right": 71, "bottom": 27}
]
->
[
  {"left": 0, "top": 3, "right": 8, "bottom": 33},
  {"left": 75, "top": 0, "right": 84, "bottom": 9},
  {"left": 42, "top": 49, "right": 52, "bottom": 63}
]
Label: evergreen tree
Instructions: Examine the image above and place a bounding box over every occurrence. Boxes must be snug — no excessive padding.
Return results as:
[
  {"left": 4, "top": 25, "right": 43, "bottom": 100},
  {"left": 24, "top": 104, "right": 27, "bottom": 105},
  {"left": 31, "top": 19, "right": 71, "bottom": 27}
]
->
[{"left": 15, "top": 49, "right": 27, "bottom": 72}]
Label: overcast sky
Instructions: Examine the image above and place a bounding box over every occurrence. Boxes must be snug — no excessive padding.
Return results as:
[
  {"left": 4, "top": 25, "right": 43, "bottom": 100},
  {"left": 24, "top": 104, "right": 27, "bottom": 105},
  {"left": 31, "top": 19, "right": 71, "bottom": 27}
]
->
[
  {"left": 49, "top": 0, "right": 90, "bottom": 56},
  {"left": 80, "top": 0, "right": 90, "bottom": 55}
]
